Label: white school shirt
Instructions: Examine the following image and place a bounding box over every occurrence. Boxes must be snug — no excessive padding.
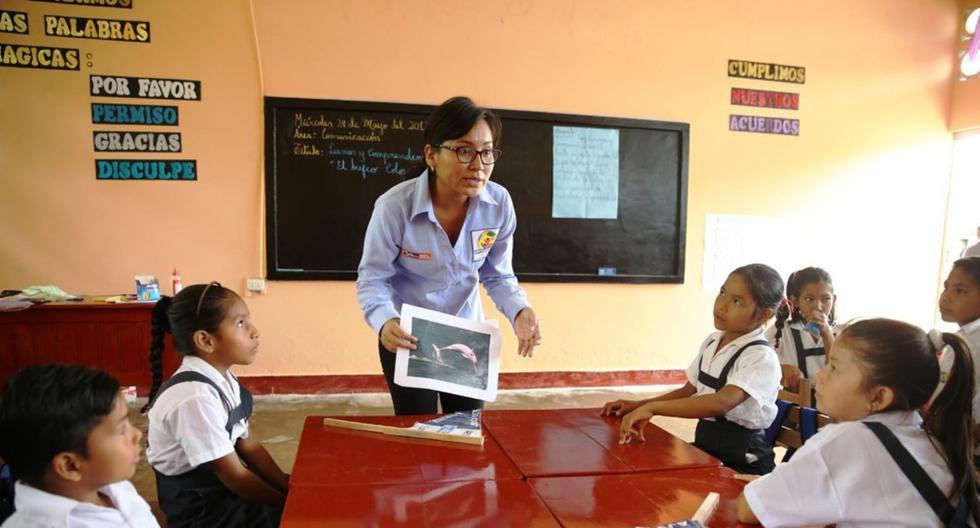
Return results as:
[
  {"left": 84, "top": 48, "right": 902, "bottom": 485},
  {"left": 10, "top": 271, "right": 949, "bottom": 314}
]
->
[
  {"left": 744, "top": 411, "right": 961, "bottom": 528},
  {"left": 2, "top": 480, "right": 159, "bottom": 528},
  {"left": 937, "top": 317, "right": 980, "bottom": 423},
  {"left": 684, "top": 327, "right": 781, "bottom": 430},
  {"left": 764, "top": 321, "right": 841, "bottom": 385},
  {"left": 146, "top": 356, "right": 249, "bottom": 476}
]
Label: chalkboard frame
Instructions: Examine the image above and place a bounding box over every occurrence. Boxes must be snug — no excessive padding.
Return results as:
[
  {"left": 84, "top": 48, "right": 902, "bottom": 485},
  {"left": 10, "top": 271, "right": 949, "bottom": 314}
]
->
[{"left": 264, "top": 97, "right": 689, "bottom": 283}]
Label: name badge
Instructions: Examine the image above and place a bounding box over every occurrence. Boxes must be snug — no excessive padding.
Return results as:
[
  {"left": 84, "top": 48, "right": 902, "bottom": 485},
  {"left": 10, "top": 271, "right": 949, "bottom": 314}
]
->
[
  {"left": 401, "top": 249, "right": 432, "bottom": 260},
  {"left": 471, "top": 228, "right": 499, "bottom": 261}
]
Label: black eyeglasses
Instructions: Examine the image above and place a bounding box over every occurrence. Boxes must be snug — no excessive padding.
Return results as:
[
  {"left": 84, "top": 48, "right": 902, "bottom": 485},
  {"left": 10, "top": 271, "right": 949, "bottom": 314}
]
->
[{"left": 434, "top": 145, "right": 502, "bottom": 165}]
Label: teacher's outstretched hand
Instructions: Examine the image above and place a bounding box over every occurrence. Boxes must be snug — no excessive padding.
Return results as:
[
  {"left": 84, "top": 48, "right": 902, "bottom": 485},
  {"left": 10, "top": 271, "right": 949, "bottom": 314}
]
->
[{"left": 515, "top": 307, "right": 542, "bottom": 357}]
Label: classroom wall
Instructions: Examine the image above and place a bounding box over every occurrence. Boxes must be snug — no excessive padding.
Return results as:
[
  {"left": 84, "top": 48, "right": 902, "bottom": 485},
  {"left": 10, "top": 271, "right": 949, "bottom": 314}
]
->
[{"left": 0, "top": 0, "right": 963, "bottom": 379}]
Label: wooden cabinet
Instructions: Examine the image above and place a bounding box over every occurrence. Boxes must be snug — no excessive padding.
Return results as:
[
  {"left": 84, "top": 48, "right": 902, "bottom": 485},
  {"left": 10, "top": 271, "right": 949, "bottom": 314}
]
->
[{"left": 0, "top": 301, "right": 178, "bottom": 394}]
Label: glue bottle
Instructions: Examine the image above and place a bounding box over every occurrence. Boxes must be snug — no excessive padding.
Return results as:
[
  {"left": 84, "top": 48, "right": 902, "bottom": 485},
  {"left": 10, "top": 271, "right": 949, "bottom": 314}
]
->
[{"left": 171, "top": 267, "right": 183, "bottom": 296}]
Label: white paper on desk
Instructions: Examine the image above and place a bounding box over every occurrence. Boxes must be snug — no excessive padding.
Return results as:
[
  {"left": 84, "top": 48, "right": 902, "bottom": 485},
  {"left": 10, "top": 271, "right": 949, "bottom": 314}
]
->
[{"left": 395, "top": 304, "right": 502, "bottom": 402}]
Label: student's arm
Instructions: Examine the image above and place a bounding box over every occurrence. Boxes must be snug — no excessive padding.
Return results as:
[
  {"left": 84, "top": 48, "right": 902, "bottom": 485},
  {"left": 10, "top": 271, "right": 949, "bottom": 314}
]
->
[
  {"left": 619, "top": 385, "right": 749, "bottom": 442},
  {"left": 820, "top": 324, "right": 835, "bottom": 359},
  {"left": 601, "top": 382, "right": 698, "bottom": 416},
  {"left": 736, "top": 493, "right": 761, "bottom": 524},
  {"left": 210, "top": 452, "right": 286, "bottom": 507},
  {"left": 236, "top": 435, "right": 290, "bottom": 495}
]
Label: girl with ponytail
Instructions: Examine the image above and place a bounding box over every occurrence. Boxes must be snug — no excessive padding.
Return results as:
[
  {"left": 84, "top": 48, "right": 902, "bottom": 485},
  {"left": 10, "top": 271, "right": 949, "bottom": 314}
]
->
[
  {"left": 765, "top": 266, "right": 839, "bottom": 394},
  {"left": 739, "top": 318, "right": 978, "bottom": 526},
  {"left": 143, "top": 283, "right": 287, "bottom": 528},
  {"left": 937, "top": 257, "right": 980, "bottom": 466}
]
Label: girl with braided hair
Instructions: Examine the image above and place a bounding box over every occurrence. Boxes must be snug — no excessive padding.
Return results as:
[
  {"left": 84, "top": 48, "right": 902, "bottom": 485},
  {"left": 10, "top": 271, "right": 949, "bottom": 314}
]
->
[
  {"left": 143, "top": 282, "right": 287, "bottom": 528},
  {"left": 765, "top": 266, "right": 840, "bottom": 395}
]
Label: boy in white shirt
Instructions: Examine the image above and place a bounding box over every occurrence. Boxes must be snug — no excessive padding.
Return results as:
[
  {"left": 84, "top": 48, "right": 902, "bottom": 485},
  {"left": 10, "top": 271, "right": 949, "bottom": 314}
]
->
[{"left": 0, "top": 364, "right": 159, "bottom": 528}]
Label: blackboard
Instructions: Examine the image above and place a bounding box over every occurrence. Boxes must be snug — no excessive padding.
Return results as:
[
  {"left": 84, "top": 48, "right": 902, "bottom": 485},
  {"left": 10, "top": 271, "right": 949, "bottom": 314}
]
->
[{"left": 265, "top": 97, "right": 688, "bottom": 283}]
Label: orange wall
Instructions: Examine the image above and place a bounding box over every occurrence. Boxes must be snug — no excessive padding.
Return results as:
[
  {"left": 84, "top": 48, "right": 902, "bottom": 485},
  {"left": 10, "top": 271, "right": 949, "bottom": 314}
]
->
[{"left": 0, "top": 0, "right": 962, "bottom": 378}]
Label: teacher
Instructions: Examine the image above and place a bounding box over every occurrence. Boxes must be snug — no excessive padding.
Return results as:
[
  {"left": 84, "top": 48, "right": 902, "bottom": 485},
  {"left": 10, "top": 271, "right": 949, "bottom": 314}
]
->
[{"left": 356, "top": 96, "right": 542, "bottom": 416}]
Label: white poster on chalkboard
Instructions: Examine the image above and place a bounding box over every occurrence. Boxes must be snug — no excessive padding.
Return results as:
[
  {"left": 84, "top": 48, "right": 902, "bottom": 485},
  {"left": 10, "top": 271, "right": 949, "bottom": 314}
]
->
[
  {"left": 702, "top": 213, "right": 805, "bottom": 292},
  {"left": 552, "top": 126, "right": 619, "bottom": 219},
  {"left": 394, "top": 304, "right": 502, "bottom": 401}
]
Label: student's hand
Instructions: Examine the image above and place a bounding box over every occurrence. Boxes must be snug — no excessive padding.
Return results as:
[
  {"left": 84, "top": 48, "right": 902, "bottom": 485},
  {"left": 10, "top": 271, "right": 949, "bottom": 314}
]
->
[
  {"left": 780, "top": 364, "right": 803, "bottom": 392},
  {"left": 380, "top": 318, "right": 417, "bottom": 353},
  {"left": 514, "top": 307, "right": 542, "bottom": 358},
  {"left": 601, "top": 399, "right": 640, "bottom": 417},
  {"left": 619, "top": 406, "right": 654, "bottom": 444},
  {"left": 804, "top": 309, "right": 830, "bottom": 333}
]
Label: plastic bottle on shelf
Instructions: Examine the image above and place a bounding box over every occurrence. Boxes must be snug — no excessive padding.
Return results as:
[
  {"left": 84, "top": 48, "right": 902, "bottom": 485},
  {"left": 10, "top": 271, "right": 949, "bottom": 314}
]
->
[{"left": 171, "top": 267, "right": 183, "bottom": 296}]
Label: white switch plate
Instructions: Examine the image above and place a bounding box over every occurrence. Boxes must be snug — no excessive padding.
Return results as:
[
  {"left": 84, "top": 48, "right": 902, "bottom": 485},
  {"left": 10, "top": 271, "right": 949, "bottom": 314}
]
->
[{"left": 246, "top": 277, "right": 266, "bottom": 294}]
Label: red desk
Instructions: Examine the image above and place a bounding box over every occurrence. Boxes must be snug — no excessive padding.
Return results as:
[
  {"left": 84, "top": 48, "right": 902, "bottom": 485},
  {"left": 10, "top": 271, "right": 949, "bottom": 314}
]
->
[
  {"left": 531, "top": 466, "right": 750, "bottom": 527},
  {"left": 0, "top": 300, "right": 178, "bottom": 392},
  {"left": 290, "top": 415, "right": 523, "bottom": 487},
  {"left": 282, "top": 479, "right": 560, "bottom": 528},
  {"left": 482, "top": 408, "right": 720, "bottom": 477}
]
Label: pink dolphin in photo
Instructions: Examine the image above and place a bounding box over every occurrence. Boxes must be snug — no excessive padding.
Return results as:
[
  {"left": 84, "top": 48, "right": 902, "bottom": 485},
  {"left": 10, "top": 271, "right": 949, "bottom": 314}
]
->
[{"left": 432, "top": 343, "right": 478, "bottom": 372}]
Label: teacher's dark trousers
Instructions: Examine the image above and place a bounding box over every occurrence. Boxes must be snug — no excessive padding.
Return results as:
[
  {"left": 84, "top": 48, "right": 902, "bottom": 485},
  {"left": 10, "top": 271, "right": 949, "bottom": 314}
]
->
[{"left": 378, "top": 341, "right": 483, "bottom": 416}]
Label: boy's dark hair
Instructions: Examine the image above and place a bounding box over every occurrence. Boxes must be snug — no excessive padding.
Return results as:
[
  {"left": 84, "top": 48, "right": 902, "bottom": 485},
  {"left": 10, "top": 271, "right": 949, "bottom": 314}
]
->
[
  {"left": 143, "top": 282, "right": 237, "bottom": 412},
  {"left": 842, "top": 318, "right": 978, "bottom": 522},
  {"left": 952, "top": 257, "right": 980, "bottom": 286},
  {"left": 729, "top": 263, "right": 785, "bottom": 316},
  {"left": 0, "top": 364, "right": 119, "bottom": 487},
  {"left": 410, "top": 96, "right": 503, "bottom": 179},
  {"left": 774, "top": 267, "right": 836, "bottom": 348}
]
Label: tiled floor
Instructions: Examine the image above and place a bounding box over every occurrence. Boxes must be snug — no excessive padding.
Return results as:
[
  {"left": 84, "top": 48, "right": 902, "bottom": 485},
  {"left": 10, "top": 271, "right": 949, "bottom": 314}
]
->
[{"left": 129, "top": 385, "right": 697, "bottom": 524}]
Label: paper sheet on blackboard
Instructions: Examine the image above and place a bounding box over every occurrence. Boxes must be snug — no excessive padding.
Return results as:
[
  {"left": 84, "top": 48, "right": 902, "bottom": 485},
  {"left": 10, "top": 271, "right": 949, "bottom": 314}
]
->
[{"left": 552, "top": 126, "right": 619, "bottom": 219}]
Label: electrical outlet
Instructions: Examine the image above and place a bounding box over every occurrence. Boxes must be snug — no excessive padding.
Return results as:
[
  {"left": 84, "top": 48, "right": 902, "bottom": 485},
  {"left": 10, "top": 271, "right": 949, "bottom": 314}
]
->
[{"left": 246, "top": 277, "right": 266, "bottom": 294}]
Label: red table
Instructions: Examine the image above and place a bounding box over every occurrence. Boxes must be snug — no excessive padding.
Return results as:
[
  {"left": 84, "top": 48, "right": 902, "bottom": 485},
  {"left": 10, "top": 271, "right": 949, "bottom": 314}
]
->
[
  {"left": 281, "top": 479, "right": 560, "bottom": 528},
  {"left": 531, "top": 466, "right": 751, "bottom": 527},
  {"left": 284, "top": 409, "right": 730, "bottom": 527},
  {"left": 482, "top": 408, "right": 720, "bottom": 477},
  {"left": 289, "top": 415, "right": 523, "bottom": 487}
]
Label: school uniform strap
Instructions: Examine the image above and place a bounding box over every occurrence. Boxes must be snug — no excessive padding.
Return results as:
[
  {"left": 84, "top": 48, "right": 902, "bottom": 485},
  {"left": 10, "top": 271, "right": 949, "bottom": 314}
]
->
[
  {"left": 790, "top": 328, "right": 825, "bottom": 379},
  {"left": 698, "top": 339, "right": 769, "bottom": 391},
  {"left": 863, "top": 421, "right": 967, "bottom": 526},
  {"left": 153, "top": 371, "right": 254, "bottom": 439}
]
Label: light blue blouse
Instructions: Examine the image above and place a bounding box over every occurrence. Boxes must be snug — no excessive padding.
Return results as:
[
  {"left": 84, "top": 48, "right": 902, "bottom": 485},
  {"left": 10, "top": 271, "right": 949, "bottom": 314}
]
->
[{"left": 356, "top": 170, "right": 529, "bottom": 334}]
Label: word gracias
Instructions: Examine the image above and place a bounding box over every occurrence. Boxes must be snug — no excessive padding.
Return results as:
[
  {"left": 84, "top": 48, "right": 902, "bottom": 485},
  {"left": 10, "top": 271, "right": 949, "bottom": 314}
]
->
[
  {"left": 90, "top": 74, "right": 201, "bottom": 100},
  {"left": 93, "top": 131, "right": 181, "bottom": 152}
]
